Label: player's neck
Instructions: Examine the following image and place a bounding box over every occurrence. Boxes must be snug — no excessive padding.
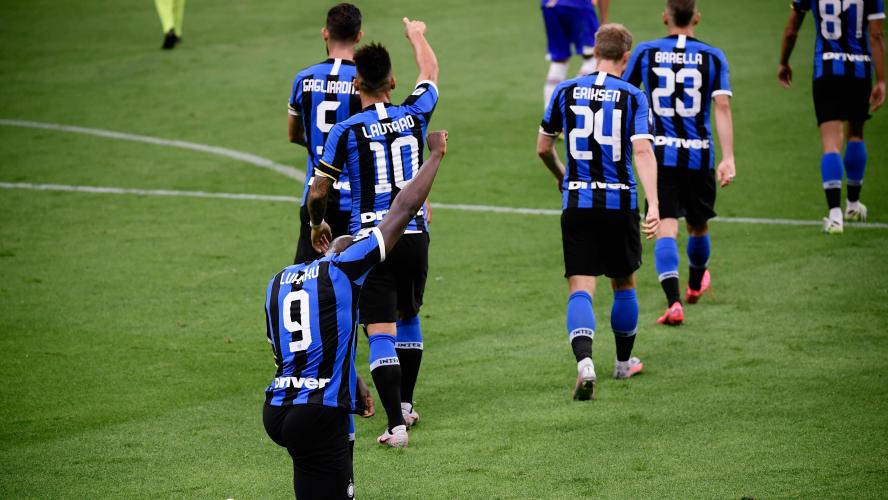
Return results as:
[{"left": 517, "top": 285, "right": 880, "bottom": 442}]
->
[
  {"left": 326, "top": 42, "right": 355, "bottom": 61},
  {"left": 667, "top": 26, "right": 695, "bottom": 37},
  {"left": 596, "top": 60, "right": 624, "bottom": 78},
  {"left": 360, "top": 93, "right": 391, "bottom": 108}
]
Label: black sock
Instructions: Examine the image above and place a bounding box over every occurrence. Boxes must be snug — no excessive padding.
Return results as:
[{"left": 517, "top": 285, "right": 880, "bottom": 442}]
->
[
  {"left": 396, "top": 348, "right": 422, "bottom": 404},
  {"left": 615, "top": 335, "right": 636, "bottom": 362},
  {"left": 848, "top": 184, "right": 862, "bottom": 203},
  {"left": 371, "top": 365, "right": 405, "bottom": 431},
  {"left": 689, "top": 267, "right": 706, "bottom": 291},
  {"left": 660, "top": 277, "right": 681, "bottom": 305},
  {"left": 825, "top": 187, "right": 841, "bottom": 210},
  {"left": 571, "top": 336, "right": 593, "bottom": 362},
  {"left": 349, "top": 439, "right": 354, "bottom": 461}
]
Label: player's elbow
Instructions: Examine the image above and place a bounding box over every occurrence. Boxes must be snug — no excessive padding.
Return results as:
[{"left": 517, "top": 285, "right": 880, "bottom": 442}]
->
[
  {"left": 871, "top": 28, "right": 885, "bottom": 45},
  {"left": 537, "top": 140, "right": 554, "bottom": 158}
]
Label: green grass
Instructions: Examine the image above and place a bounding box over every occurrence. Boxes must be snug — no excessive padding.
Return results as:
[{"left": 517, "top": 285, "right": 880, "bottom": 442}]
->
[{"left": 1, "top": 0, "right": 887, "bottom": 498}]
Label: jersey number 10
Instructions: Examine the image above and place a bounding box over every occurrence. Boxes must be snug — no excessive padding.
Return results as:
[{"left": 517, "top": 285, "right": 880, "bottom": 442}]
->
[
  {"left": 369, "top": 137, "right": 420, "bottom": 193},
  {"left": 820, "top": 0, "right": 864, "bottom": 40}
]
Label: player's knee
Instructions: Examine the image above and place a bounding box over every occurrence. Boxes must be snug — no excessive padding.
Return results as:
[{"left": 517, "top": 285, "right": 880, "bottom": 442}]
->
[
  {"left": 686, "top": 222, "right": 708, "bottom": 237},
  {"left": 656, "top": 218, "right": 679, "bottom": 239},
  {"left": 610, "top": 275, "right": 635, "bottom": 291},
  {"left": 568, "top": 275, "right": 596, "bottom": 295}
]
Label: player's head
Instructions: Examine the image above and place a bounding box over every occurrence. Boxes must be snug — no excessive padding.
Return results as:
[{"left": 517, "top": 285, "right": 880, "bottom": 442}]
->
[
  {"left": 663, "top": 0, "right": 700, "bottom": 29},
  {"left": 323, "top": 3, "right": 363, "bottom": 44},
  {"left": 593, "top": 24, "right": 633, "bottom": 68},
  {"left": 354, "top": 42, "right": 396, "bottom": 97},
  {"left": 325, "top": 235, "right": 356, "bottom": 257}
]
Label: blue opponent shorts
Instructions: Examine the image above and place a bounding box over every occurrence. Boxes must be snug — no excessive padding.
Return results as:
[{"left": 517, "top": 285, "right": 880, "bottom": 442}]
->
[{"left": 542, "top": 4, "right": 599, "bottom": 61}]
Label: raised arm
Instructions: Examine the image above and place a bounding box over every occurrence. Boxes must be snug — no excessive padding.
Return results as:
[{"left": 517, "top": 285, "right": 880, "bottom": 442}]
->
[
  {"left": 536, "top": 133, "right": 565, "bottom": 192},
  {"left": 870, "top": 18, "right": 886, "bottom": 112},
  {"left": 713, "top": 95, "right": 736, "bottom": 187},
  {"left": 778, "top": 8, "right": 806, "bottom": 88},
  {"left": 377, "top": 131, "right": 448, "bottom": 253},
  {"left": 288, "top": 114, "right": 307, "bottom": 147},
  {"left": 403, "top": 18, "right": 439, "bottom": 85},
  {"left": 633, "top": 139, "right": 660, "bottom": 239}
]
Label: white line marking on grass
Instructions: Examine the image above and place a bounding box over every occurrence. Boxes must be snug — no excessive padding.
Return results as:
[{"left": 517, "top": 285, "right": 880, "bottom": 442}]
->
[
  {"left": 2, "top": 182, "right": 887, "bottom": 230},
  {"left": 0, "top": 119, "right": 304, "bottom": 182}
]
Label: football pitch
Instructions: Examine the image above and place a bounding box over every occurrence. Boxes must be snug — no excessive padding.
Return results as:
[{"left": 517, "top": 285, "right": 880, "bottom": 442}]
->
[{"left": 2, "top": 0, "right": 887, "bottom": 497}]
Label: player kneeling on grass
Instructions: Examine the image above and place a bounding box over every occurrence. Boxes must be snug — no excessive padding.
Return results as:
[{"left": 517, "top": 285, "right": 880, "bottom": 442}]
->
[
  {"left": 262, "top": 131, "right": 448, "bottom": 499},
  {"left": 624, "top": 0, "right": 736, "bottom": 325},
  {"left": 538, "top": 24, "right": 660, "bottom": 400}
]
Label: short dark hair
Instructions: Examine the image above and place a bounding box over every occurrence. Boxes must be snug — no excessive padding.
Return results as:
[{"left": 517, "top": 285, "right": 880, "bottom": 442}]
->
[
  {"left": 326, "top": 3, "right": 361, "bottom": 41},
  {"left": 594, "top": 24, "right": 633, "bottom": 62},
  {"left": 355, "top": 43, "right": 392, "bottom": 94},
  {"left": 666, "top": 0, "right": 696, "bottom": 28}
]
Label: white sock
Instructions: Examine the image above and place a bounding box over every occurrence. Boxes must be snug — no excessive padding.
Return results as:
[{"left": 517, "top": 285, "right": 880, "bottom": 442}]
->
[
  {"left": 578, "top": 57, "right": 597, "bottom": 76},
  {"left": 829, "top": 207, "right": 843, "bottom": 222},
  {"left": 544, "top": 61, "right": 569, "bottom": 108},
  {"left": 577, "top": 357, "right": 594, "bottom": 371}
]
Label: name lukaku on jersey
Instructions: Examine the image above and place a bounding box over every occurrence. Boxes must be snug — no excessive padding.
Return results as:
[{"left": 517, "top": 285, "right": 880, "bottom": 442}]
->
[
  {"left": 361, "top": 115, "right": 416, "bottom": 138},
  {"left": 302, "top": 78, "right": 357, "bottom": 95},
  {"left": 280, "top": 266, "right": 319, "bottom": 285},
  {"left": 573, "top": 87, "right": 622, "bottom": 102},
  {"left": 655, "top": 51, "right": 704, "bottom": 65}
]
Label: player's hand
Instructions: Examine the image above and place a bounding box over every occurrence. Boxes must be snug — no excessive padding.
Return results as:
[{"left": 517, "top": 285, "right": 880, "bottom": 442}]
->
[
  {"left": 424, "top": 199, "right": 432, "bottom": 226},
  {"left": 310, "top": 221, "right": 332, "bottom": 253},
  {"left": 643, "top": 205, "right": 660, "bottom": 240},
  {"left": 777, "top": 63, "right": 793, "bottom": 88},
  {"left": 717, "top": 158, "right": 736, "bottom": 188},
  {"left": 357, "top": 376, "right": 375, "bottom": 418},
  {"left": 427, "top": 130, "right": 448, "bottom": 156},
  {"left": 403, "top": 17, "right": 427, "bottom": 39},
  {"left": 870, "top": 81, "right": 886, "bottom": 113}
]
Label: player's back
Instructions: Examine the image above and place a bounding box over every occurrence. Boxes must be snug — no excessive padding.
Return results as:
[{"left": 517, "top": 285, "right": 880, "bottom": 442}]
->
[
  {"left": 318, "top": 81, "right": 439, "bottom": 234},
  {"left": 625, "top": 35, "right": 731, "bottom": 170},
  {"left": 541, "top": 72, "right": 653, "bottom": 211},
  {"left": 289, "top": 58, "right": 362, "bottom": 209},
  {"left": 793, "top": 0, "right": 885, "bottom": 80}
]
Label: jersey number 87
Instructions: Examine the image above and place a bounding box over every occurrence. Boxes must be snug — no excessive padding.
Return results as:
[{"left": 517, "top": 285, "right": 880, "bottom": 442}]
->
[{"left": 820, "top": 0, "right": 865, "bottom": 40}]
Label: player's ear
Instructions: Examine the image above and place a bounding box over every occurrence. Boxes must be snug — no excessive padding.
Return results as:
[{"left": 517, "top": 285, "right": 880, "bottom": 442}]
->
[
  {"left": 662, "top": 11, "right": 669, "bottom": 26},
  {"left": 321, "top": 27, "right": 329, "bottom": 42},
  {"left": 355, "top": 31, "right": 364, "bottom": 44},
  {"left": 693, "top": 11, "right": 701, "bottom": 26},
  {"left": 621, "top": 51, "right": 631, "bottom": 65},
  {"left": 354, "top": 77, "right": 363, "bottom": 93},
  {"left": 390, "top": 75, "right": 396, "bottom": 91}
]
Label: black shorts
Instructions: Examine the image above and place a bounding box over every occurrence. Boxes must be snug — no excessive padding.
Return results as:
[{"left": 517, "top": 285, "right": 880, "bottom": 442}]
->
[
  {"left": 812, "top": 76, "right": 872, "bottom": 125},
  {"left": 294, "top": 205, "right": 352, "bottom": 265},
  {"left": 561, "top": 208, "right": 642, "bottom": 279},
  {"left": 263, "top": 403, "right": 354, "bottom": 499},
  {"left": 359, "top": 232, "right": 429, "bottom": 324},
  {"left": 657, "top": 167, "right": 717, "bottom": 226}
]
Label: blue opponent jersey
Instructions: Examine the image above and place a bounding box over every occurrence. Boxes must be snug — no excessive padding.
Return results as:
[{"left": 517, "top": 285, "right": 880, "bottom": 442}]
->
[
  {"left": 624, "top": 35, "right": 732, "bottom": 170},
  {"left": 264, "top": 227, "right": 386, "bottom": 410},
  {"left": 792, "top": 0, "right": 886, "bottom": 80},
  {"left": 541, "top": 71, "right": 653, "bottom": 211},
  {"left": 540, "top": 0, "right": 595, "bottom": 9},
  {"left": 316, "top": 81, "right": 439, "bottom": 234},
  {"left": 289, "top": 58, "right": 362, "bottom": 211}
]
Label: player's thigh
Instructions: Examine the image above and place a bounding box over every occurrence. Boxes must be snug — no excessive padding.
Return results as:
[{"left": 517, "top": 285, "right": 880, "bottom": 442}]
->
[
  {"left": 813, "top": 77, "right": 872, "bottom": 142},
  {"left": 566, "top": 6, "right": 598, "bottom": 57},
  {"left": 681, "top": 169, "right": 717, "bottom": 227},
  {"left": 262, "top": 403, "right": 289, "bottom": 448},
  {"left": 542, "top": 6, "right": 571, "bottom": 61},
  {"left": 391, "top": 233, "right": 429, "bottom": 318},
  {"left": 656, "top": 167, "right": 683, "bottom": 220},
  {"left": 282, "top": 406, "right": 352, "bottom": 499},
  {"left": 359, "top": 263, "right": 398, "bottom": 325},
  {"left": 602, "top": 210, "right": 642, "bottom": 280},
  {"left": 561, "top": 208, "right": 606, "bottom": 278}
]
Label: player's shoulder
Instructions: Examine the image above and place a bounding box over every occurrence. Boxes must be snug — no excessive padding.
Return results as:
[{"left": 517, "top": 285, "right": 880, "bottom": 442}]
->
[
  {"left": 633, "top": 38, "right": 662, "bottom": 53},
  {"left": 688, "top": 37, "right": 729, "bottom": 59}
]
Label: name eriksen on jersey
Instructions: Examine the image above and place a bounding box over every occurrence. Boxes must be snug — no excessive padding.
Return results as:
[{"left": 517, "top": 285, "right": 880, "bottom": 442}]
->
[
  {"left": 302, "top": 79, "right": 357, "bottom": 95},
  {"left": 362, "top": 115, "right": 416, "bottom": 138},
  {"left": 573, "top": 87, "right": 622, "bottom": 102},
  {"left": 655, "top": 51, "right": 704, "bottom": 65}
]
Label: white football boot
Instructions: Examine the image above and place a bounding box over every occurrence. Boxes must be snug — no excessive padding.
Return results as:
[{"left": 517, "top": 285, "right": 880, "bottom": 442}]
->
[
  {"left": 401, "top": 402, "right": 420, "bottom": 428},
  {"left": 844, "top": 201, "right": 868, "bottom": 222},
  {"left": 613, "top": 357, "right": 644, "bottom": 380},
  {"left": 573, "top": 358, "right": 596, "bottom": 401},
  {"left": 377, "top": 425, "right": 409, "bottom": 448}
]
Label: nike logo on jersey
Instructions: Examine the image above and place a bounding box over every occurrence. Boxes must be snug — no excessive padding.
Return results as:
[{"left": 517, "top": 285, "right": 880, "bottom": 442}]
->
[
  {"left": 302, "top": 79, "right": 357, "bottom": 95},
  {"left": 822, "top": 52, "right": 872, "bottom": 62},
  {"left": 654, "top": 136, "right": 711, "bottom": 150},
  {"left": 272, "top": 376, "right": 331, "bottom": 390},
  {"left": 361, "top": 115, "right": 416, "bottom": 138},
  {"left": 655, "top": 51, "right": 704, "bottom": 65}
]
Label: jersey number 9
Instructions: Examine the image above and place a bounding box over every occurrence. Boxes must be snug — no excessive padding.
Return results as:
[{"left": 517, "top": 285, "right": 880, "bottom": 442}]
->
[{"left": 283, "top": 289, "right": 313, "bottom": 353}]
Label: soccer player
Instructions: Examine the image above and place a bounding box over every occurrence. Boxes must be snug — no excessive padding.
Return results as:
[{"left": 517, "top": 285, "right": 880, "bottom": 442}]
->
[
  {"left": 538, "top": 24, "right": 660, "bottom": 400},
  {"left": 154, "top": 0, "right": 186, "bottom": 49},
  {"left": 263, "top": 130, "right": 449, "bottom": 498},
  {"left": 308, "top": 18, "right": 439, "bottom": 447},
  {"left": 778, "top": 0, "right": 886, "bottom": 233},
  {"left": 623, "top": 0, "right": 736, "bottom": 325},
  {"left": 289, "top": 3, "right": 364, "bottom": 265},
  {"left": 542, "top": 0, "right": 611, "bottom": 107}
]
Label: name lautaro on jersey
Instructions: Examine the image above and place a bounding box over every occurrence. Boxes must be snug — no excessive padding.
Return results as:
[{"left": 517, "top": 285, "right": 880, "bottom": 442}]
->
[
  {"left": 302, "top": 79, "right": 358, "bottom": 95},
  {"left": 654, "top": 51, "right": 704, "bottom": 65},
  {"left": 573, "top": 87, "right": 622, "bottom": 102},
  {"left": 361, "top": 115, "right": 416, "bottom": 139}
]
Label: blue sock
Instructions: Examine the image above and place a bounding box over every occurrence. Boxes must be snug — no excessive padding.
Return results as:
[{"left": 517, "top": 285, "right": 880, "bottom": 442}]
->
[
  {"left": 821, "top": 152, "right": 843, "bottom": 209},
  {"left": 844, "top": 141, "right": 866, "bottom": 202},
  {"left": 687, "top": 234, "right": 711, "bottom": 290},
  {"left": 611, "top": 289, "right": 638, "bottom": 362},
  {"left": 655, "top": 237, "right": 681, "bottom": 305},
  {"left": 567, "top": 291, "right": 595, "bottom": 361},
  {"left": 368, "top": 333, "right": 399, "bottom": 371},
  {"left": 395, "top": 315, "right": 423, "bottom": 403}
]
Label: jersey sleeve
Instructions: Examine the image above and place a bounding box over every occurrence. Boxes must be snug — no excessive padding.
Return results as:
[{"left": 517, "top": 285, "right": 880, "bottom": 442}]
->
[
  {"left": 539, "top": 85, "right": 565, "bottom": 136},
  {"left": 867, "top": 0, "right": 886, "bottom": 20},
  {"left": 791, "top": 0, "right": 810, "bottom": 13},
  {"left": 316, "top": 123, "right": 350, "bottom": 181},
  {"left": 629, "top": 91, "right": 654, "bottom": 143},
  {"left": 332, "top": 227, "right": 387, "bottom": 285},
  {"left": 288, "top": 75, "right": 303, "bottom": 116},
  {"left": 711, "top": 49, "right": 733, "bottom": 97},
  {"left": 402, "top": 81, "right": 439, "bottom": 120},
  {"left": 624, "top": 47, "right": 645, "bottom": 87}
]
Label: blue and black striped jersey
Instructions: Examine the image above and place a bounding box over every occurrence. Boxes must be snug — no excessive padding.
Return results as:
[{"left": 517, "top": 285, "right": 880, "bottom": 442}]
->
[
  {"left": 315, "top": 81, "right": 439, "bottom": 234},
  {"left": 792, "top": 0, "right": 886, "bottom": 80},
  {"left": 264, "top": 227, "right": 386, "bottom": 410},
  {"left": 541, "top": 71, "right": 653, "bottom": 211},
  {"left": 289, "top": 58, "right": 362, "bottom": 211},
  {"left": 625, "top": 35, "right": 732, "bottom": 170}
]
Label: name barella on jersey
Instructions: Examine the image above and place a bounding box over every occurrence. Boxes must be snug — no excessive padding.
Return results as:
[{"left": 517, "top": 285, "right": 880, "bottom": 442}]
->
[
  {"left": 541, "top": 71, "right": 653, "bottom": 211},
  {"left": 265, "top": 227, "right": 386, "bottom": 410},
  {"left": 793, "top": 0, "right": 886, "bottom": 80},
  {"left": 289, "top": 58, "right": 362, "bottom": 211},
  {"left": 315, "top": 81, "right": 439, "bottom": 234},
  {"left": 624, "top": 35, "right": 732, "bottom": 170}
]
